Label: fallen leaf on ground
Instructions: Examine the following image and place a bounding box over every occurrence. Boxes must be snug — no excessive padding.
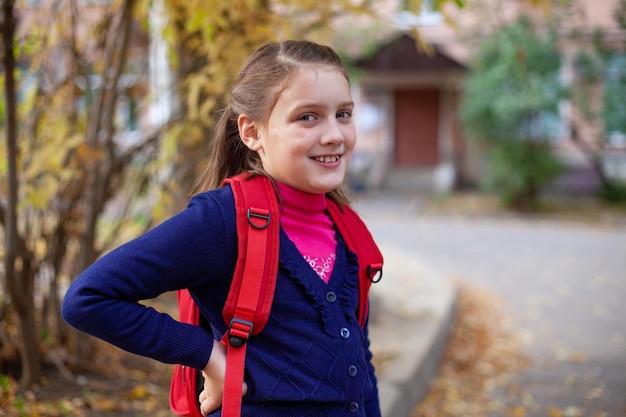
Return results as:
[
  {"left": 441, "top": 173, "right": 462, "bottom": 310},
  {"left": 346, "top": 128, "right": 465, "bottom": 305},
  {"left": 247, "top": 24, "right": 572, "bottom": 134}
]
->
[{"left": 412, "top": 284, "right": 529, "bottom": 417}]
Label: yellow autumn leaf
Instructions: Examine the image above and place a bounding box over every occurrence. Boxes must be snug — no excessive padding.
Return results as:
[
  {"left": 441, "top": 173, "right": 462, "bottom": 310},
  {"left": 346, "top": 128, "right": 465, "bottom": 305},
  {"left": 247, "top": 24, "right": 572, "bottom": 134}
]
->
[
  {"left": 23, "top": 176, "right": 58, "bottom": 210},
  {"left": 90, "top": 396, "right": 119, "bottom": 411},
  {"left": 411, "top": 27, "right": 435, "bottom": 57},
  {"left": 34, "top": 238, "right": 47, "bottom": 259},
  {"left": 198, "top": 96, "right": 217, "bottom": 128},
  {"left": 547, "top": 406, "right": 563, "bottom": 417},
  {"left": 126, "top": 384, "right": 148, "bottom": 399},
  {"left": 509, "top": 405, "right": 527, "bottom": 417},
  {"left": 187, "top": 74, "right": 206, "bottom": 121},
  {"left": 185, "top": 8, "right": 208, "bottom": 33}
]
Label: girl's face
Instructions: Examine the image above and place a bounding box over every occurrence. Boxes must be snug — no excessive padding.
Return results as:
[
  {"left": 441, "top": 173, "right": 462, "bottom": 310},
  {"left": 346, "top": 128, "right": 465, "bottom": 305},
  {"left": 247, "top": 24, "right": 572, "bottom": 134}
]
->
[{"left": 249, "top": 67, "right": 356, "bottom": 194}]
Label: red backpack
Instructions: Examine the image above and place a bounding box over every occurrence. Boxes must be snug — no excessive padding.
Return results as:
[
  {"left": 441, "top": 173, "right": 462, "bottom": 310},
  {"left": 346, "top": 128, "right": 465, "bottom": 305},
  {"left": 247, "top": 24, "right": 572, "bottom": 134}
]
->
[{"left": 169, "top": 173, "right": 383, "bottom": 417}]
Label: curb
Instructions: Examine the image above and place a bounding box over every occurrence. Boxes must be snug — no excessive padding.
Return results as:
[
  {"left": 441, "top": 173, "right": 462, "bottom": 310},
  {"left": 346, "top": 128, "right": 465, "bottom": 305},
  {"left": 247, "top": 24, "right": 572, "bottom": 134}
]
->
[
  {"left": 377, "top": 287, "right": 457, "bottom": 417},
  {"left": 353, "top": 195, "right": 459, "bottom": 417}
]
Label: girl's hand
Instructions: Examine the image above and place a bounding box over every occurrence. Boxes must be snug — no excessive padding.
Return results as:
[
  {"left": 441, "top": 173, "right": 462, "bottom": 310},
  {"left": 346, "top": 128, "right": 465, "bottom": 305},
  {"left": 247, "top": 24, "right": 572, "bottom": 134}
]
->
[{"left": 198, "top": 342, "right": 248, "bottom": 417}]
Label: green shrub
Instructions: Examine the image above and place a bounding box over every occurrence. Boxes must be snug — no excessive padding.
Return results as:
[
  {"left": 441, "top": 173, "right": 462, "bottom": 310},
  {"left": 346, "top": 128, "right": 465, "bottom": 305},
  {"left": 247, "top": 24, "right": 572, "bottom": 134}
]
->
[
  {"left": 483, "top": 140, "right": 563, "bottom": 210},
  {"left": 460, "top": 16, "right": 567, "bottom": 210}
]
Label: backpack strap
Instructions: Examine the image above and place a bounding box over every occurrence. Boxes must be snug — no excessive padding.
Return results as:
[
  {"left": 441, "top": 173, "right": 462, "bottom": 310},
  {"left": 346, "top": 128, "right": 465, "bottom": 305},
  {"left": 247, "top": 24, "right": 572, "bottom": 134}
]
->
[
  {"left": 169, "top": 291, "right": 203, "bottom": 417},
  {"left": 220, "top": 173, "right": 280, "bottom": 417},
  {"left": 326, "top": 198, "right": 383, "bottom": 326}
]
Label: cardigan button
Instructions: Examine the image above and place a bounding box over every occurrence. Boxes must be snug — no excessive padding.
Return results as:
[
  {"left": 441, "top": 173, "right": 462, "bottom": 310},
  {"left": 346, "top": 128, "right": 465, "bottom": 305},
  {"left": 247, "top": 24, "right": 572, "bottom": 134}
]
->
[
  {"left": 340, "top": 327, "right": 351, "bottom": 339},
  {"left": 348, "top": 365, "right": 358, "bottom": 377},
  {"left": 348, "top": 402, "right": 359, "bottom": 413},
  {"left": 325, "top": 291, "right": 337, "bottom": 303}
]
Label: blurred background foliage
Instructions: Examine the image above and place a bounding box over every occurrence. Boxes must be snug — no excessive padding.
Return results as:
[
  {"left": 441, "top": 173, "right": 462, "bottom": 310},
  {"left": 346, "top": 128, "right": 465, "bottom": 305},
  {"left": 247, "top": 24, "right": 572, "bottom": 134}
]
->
[
  {"left": 460, "top": 4, "right": 626, "bottom": 209},
  {"left": 459, "top": 17, "right": 567, "bottom": 210}
]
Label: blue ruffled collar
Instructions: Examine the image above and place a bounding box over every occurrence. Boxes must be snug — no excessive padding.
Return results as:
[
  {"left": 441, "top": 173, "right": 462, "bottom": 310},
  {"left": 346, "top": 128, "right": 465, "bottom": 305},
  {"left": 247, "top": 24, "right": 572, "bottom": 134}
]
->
[{"left": 279, "top": 229, "right": 360, "bottom": 336}]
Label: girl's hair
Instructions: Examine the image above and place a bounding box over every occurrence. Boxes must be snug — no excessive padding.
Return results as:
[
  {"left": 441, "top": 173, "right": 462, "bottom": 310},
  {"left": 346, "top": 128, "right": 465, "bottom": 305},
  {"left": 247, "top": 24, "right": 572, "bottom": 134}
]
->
[{"left": 190, "top": 40, "right": 351, "bottom": 204}]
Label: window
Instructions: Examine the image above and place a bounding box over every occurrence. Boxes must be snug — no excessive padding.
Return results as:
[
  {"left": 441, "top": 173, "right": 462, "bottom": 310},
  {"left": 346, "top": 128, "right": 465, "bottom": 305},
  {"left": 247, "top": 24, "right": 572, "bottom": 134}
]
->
[{"left": 395, "top": 0, "right": 444, "bottom": 28}]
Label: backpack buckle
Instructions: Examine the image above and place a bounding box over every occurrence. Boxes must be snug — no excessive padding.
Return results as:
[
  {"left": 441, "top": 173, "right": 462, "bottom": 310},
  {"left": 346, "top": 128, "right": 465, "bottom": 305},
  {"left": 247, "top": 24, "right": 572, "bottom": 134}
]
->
[
  {"left": 228, "top": 317, "right": 253, "bottom": 348},
  {"left": 247, "top": 208, "right": 271, "bottom": 229},
  {"left": 367, "top": 263, "right": 383, "bottom": 283}
]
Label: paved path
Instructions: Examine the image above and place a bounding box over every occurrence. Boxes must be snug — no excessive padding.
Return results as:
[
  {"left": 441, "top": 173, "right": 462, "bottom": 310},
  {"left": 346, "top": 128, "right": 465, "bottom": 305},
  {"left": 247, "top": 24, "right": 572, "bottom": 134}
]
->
[{"left": 354, "top": 194, "right": 626, "bottom": 416}]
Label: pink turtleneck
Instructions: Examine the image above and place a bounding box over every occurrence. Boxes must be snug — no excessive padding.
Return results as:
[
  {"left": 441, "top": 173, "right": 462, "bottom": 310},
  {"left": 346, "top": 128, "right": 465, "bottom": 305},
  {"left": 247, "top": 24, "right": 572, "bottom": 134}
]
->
[{"left": 276, "top": 183, "right": 337, "bottom": 283}]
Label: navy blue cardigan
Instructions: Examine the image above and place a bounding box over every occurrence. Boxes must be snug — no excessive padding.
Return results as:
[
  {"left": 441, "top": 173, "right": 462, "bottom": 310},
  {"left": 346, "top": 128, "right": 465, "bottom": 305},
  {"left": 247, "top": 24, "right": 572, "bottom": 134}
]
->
[{"left": 62, "top": 185, "right": 381, "bottom": 417}]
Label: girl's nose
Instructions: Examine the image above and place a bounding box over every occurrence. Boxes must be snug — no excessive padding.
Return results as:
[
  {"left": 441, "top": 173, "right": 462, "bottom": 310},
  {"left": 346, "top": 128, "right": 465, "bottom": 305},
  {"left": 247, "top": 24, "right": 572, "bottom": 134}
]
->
[{"left": 321, "top": 119, "right": 346, "bottom": 145}]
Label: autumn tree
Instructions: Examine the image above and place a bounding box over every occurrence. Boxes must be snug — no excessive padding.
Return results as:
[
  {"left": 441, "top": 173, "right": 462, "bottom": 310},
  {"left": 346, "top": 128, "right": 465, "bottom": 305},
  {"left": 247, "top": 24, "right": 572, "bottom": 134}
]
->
[
  {"left": 1, "top": 0, "right": 157, "bottom": 385},
  {"left": 2, "top": 0, "right": 41, "bottom": 388}
]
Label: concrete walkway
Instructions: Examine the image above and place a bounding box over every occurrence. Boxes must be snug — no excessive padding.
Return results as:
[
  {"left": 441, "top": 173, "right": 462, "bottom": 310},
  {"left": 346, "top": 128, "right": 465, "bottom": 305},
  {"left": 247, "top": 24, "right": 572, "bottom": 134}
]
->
[{"left": 353, "top": 194, "right": 458, "bottom": 417}]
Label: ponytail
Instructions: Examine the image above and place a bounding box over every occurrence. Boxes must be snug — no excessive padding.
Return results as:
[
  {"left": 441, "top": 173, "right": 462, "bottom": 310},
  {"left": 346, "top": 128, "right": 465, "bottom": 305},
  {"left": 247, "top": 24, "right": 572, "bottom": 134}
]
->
[{"left": 189, "top": 105, "right": 263, "bottom": 196}]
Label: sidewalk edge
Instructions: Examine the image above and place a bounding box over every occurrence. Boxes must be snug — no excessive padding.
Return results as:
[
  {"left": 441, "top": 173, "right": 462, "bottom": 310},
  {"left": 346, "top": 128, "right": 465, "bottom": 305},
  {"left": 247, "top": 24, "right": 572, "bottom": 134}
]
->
[{"left": 379, "top": 286, "right": 458, "bottom": 417}]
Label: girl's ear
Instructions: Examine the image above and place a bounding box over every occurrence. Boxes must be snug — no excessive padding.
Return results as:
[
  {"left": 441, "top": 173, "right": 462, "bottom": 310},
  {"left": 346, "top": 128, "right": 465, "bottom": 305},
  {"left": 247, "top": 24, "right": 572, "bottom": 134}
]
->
[{"left": 238, "top": 114, "right": 262, "bottom": 151}]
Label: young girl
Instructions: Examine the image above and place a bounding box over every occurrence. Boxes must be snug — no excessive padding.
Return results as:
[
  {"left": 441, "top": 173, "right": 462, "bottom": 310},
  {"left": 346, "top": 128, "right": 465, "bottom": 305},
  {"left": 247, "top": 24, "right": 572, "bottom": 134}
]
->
[{"left": 62, "top": 40, "right": 381, "bottom": 417}]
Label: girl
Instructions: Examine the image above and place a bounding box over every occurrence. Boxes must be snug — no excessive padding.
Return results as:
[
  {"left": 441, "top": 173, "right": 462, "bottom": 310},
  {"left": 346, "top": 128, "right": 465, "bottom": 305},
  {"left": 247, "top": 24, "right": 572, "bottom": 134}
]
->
[{"left": 62, "top": 40, "right": 381, "bottom": 417}]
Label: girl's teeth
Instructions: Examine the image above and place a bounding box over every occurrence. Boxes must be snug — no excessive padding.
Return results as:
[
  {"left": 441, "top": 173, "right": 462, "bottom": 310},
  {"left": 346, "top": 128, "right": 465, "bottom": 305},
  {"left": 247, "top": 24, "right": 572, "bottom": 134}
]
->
[{"left": 315, "top": 156, "right": 339, "bottom": 163}]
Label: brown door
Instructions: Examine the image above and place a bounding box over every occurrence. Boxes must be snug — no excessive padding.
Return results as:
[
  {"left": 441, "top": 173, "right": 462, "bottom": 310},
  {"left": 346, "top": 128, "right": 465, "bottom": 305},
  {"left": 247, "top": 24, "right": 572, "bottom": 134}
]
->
[{"left": 394, "top": 89, "right": 439, "bottom": 166}]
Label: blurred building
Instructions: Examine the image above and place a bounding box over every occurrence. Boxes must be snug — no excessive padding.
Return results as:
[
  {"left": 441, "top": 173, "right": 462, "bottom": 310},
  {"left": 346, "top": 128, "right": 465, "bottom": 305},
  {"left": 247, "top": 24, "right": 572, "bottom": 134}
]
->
[{"left": 350, "top": 0, "right": 626, "bottom": 195}]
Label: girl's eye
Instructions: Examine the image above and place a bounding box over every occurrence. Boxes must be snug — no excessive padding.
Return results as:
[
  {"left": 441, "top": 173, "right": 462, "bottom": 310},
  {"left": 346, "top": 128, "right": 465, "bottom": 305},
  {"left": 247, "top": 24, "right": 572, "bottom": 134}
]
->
[
  {"left": 299, "top": 114, "right": 315, "bottom": 121},
  {"left": 337, "top": 110, "right": 352, "bottom": 119}
]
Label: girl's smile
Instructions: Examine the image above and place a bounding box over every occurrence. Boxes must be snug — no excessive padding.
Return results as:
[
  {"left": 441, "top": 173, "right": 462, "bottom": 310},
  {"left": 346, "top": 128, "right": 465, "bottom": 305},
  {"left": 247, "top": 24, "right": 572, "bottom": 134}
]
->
[{"left": 312, "top": 155, "right": 341, "bottom": 164}]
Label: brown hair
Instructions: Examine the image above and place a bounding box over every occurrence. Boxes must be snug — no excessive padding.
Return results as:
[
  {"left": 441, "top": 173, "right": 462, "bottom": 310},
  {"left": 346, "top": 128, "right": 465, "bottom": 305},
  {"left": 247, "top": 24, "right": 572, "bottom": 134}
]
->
[{"left": 190, "top": 40, "right": 351, "bottom": 204}]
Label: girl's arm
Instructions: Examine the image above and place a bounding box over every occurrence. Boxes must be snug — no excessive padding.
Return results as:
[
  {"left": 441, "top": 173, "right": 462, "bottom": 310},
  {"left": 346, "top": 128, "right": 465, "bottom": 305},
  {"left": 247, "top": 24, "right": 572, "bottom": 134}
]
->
[{"left": 62, "top": 191, "right": 237, "bottom": 370}]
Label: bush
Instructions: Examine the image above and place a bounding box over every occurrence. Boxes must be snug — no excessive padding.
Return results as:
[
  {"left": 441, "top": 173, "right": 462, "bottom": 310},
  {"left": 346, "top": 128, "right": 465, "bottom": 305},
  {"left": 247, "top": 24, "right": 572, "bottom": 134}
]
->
[
  {"left": 599, "top": 181, "right": 626, "bottom": 204},
  {"left": 460, "top": 16, "right": 567, "bottom": 210},
  {"left": 483, "top": 140, "right": 563, "bottom": 211}
]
